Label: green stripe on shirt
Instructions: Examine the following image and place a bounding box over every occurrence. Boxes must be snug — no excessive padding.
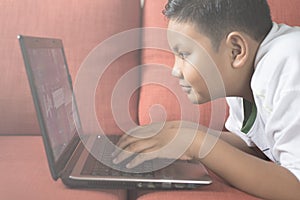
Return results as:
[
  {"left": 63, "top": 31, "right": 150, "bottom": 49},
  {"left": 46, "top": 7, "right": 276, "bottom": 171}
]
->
[{"left": 241, "top": 99, "right": 257, "bottom": 134}]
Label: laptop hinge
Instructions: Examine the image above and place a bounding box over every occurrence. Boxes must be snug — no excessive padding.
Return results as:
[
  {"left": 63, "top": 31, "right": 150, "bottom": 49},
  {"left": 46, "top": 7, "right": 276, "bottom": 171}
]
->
[{"left": 60, "top": 138, "right": 85, "bottom": 179}]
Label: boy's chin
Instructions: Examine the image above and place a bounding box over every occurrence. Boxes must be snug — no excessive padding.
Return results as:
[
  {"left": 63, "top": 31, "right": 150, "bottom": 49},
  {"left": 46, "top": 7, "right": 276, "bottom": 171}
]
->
[{"left": 187, "top": 93, "right": 210, "bottom": 104}]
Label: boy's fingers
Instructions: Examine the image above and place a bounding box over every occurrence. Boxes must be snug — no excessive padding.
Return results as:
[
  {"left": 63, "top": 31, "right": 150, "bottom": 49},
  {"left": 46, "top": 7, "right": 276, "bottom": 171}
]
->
[
  {"left": 112, "top": 139, "right": 133, "bottom": 157},
  {"left": 113, "top": 134, "right": 144, "bottom": 156},
  {"left": 113, "top": 140, "right": 157, "bottom": 164},
  {"left": 113, "top": 124, "right": 163, "bottom": 156},
  {"left": 112, "top": 150, "right": 135, "bottom": 164},
  {"left": 126, "top": 150, "right": 158, "bottom": 169},
  {"left": 116, "top": 125, "right": 154, "bottom": 146}
]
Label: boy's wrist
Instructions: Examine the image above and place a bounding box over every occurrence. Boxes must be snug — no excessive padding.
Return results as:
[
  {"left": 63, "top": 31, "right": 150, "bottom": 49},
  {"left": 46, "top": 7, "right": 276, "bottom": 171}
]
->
[
  {"left": 188, "top": 130, "right": 205, "bottom": 160},
  {"left": 188, "top": 129, "right": 221, "bottom": 161}
]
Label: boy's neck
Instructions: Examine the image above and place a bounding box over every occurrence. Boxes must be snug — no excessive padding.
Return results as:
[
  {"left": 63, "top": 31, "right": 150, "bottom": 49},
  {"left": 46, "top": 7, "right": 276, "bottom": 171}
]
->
[{"left": 243, "top": 90, "right": 254, "bottom": 103}]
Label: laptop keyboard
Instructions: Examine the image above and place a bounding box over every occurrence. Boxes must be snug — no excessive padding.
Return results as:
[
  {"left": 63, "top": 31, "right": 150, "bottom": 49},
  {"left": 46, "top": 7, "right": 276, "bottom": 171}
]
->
[
  {"left": 80, "top": 135, "right": 165, "bottom": 178},
  {"left": 81, "top": 153, "right": 155, "bottom": 178}
]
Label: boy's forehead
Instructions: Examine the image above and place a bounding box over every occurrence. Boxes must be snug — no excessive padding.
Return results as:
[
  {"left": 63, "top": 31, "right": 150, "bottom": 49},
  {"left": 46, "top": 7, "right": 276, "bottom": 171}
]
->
[
  {"left": 167, "top": 21, "right": 195, "bottom": 42},
  {"left": 168, "top": 20, "right": 207, "bottom": 39},
  {"left": 167, "top": 20, "right": 211, "bottom": 50}
]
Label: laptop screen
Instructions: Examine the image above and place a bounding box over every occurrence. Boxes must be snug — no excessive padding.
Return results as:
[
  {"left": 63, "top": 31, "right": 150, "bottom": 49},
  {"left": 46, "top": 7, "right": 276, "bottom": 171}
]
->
[{"left": 26, "top": 46, "right": 77, "bottom": 162}]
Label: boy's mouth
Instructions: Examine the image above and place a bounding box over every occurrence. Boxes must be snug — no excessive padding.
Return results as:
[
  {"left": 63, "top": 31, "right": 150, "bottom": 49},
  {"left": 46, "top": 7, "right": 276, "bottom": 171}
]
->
[{"left": 180, "top": 84, "right": 192, "bottom": 93}]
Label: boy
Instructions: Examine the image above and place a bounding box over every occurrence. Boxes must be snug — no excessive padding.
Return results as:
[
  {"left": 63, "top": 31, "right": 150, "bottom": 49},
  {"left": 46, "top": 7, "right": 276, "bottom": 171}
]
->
[{"left": 113, "top": 0, "right": 300, "bottom": 199}]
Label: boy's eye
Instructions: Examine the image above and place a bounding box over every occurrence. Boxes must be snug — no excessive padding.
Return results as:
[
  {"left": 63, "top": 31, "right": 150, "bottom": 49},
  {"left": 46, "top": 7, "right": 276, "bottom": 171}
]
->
[{"left": 178, "top": 52, "right": 189, "bottom": 59}]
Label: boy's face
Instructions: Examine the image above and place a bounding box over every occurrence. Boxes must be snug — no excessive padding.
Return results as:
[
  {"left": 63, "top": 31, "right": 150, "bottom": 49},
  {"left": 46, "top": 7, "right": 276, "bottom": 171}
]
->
[{"left": 167, "top": 20, "right": 231, "bottom": 104}]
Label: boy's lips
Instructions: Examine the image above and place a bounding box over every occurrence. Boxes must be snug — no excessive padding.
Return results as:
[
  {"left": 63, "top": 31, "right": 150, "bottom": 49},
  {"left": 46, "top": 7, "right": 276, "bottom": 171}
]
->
[
  {"left": 179, "top": 80, "right": 192, "bottom": 93},
  {"left": 180, "top": 84, "right": 192, "bottom": 93}
]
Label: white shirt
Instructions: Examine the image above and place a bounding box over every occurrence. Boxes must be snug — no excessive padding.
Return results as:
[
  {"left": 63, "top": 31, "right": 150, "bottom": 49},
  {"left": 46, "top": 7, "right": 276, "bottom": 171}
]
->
[{"left": 225, "top": 22, "right": 300, "bottom": 181}]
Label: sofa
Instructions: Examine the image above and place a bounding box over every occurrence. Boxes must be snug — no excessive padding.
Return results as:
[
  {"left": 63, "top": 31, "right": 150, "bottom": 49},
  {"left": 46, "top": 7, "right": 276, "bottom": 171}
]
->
[{"left": 1, "top": 0, "right": 299, "bottom": 199}]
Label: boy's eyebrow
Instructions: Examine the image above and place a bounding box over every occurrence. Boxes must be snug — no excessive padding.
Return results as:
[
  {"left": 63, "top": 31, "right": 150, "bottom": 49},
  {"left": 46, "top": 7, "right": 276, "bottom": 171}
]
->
[{"left": 171, "top": 44, "right": 180, "bottom": 53}]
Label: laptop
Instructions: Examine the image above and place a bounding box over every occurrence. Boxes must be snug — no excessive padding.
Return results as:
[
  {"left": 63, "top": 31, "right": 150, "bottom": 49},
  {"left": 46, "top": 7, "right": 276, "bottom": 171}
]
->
[{"left": 18, "top": 35, "right": 212, "bottom": 189}]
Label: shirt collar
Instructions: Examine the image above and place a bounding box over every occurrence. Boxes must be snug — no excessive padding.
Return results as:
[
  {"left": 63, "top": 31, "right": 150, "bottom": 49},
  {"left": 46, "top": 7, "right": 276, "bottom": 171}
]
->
[{"left": 254, "top": 22, "right": 280, "bottom": 68}]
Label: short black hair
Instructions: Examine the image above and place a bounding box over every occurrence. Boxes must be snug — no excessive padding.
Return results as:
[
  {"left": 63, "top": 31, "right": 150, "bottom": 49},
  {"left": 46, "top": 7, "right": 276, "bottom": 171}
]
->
[{"left": 163, "top": 0, "right": 273, "bottom": 51}]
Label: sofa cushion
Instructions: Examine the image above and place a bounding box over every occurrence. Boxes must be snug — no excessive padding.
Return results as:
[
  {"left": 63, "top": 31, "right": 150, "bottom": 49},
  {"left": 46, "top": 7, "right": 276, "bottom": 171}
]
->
[
  {"left": 0, "top": 0, "right": 141, "bottom": 135},
  {"left": 0, "top": 136, "right": 126, "bottom": 200},
  {"left": 268, "top": 0, "right": 300, "bottom": 25}
]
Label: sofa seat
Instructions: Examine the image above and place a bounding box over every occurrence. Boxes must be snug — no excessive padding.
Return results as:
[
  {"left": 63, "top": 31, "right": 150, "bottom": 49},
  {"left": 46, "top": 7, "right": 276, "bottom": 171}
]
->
[
  {"left": 0, "top": 136, "right": 126, "bottom": 200},
  {"left": 0, "top": 136, "right": 260, "bottom": 200}
]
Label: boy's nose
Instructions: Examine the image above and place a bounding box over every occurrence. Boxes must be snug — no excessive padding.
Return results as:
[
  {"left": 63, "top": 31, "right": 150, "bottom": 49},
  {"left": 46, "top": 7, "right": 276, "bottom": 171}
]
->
[{"left": 171, "top": 64, "right": 183, "bottom": 79}]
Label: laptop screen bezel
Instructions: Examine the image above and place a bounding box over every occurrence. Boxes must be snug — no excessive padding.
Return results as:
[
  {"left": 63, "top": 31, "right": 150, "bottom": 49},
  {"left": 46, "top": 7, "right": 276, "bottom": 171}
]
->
[{"left": 18, "top": 35, "right": 81, "bottom": 180}]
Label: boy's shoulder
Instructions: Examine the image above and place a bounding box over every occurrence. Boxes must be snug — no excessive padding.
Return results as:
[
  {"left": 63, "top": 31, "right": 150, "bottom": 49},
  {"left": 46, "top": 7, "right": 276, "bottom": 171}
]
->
[
  {"left": 262, "top": 23, "right": 300, "bottom": 55},
  {"left": 253, "top": 23, "right": 300, "bottom": 93},
  {"left": 256, "top": 22, "right": 300, "bottom": 66}
]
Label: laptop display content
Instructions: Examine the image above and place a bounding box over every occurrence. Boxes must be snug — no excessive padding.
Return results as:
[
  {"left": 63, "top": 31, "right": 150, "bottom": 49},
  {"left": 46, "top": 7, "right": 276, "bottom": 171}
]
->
[
  {"left": 18, "top": 35, "right": 212, "bottom": 189},
  {"left": 25, "top": 43, "right": 76, "bottom": 161}
]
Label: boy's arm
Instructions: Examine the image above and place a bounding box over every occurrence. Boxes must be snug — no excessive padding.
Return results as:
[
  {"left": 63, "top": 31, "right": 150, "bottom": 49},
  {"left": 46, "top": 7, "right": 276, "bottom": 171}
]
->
[
  {"left": 190, "top": 131, "right": 300, "bottom": 200},
  {"left": 113, "top": 122, "right": 300, "bottom": 199},
  {"left": 219, "top": 131, "right": 269, "bottom": 160}
]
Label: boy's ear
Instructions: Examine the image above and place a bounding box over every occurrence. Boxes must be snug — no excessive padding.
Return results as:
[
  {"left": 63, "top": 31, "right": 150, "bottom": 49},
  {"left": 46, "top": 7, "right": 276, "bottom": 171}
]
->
[{"left": 225, "top": 32, "right": 248, "bottom": 68}]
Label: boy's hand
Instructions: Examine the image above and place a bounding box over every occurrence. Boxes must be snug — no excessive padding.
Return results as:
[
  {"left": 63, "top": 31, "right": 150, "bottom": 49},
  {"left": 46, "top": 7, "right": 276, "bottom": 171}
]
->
[{"left": 112, "top": 121, "right": 205, "bottom": 169}]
